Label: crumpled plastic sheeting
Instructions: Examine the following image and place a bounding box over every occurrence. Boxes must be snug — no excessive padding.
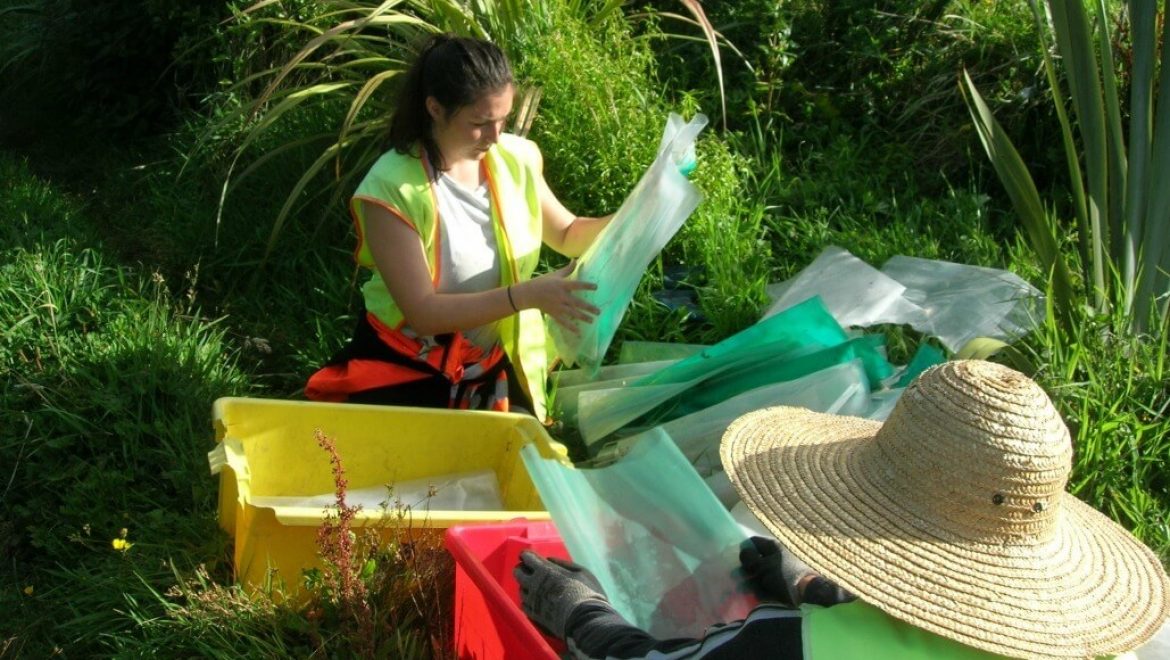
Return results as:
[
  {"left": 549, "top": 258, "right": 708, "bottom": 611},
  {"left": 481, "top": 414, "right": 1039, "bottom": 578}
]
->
[
  {"left": 618, "top": 341, "right": 709, "bottom": 364},
  {"left": 520, "top": 429, "right": 757, "bottom": 639},
  {"left": 606, "top": 360, "right": 872, "bottom": 477},
  {"left": 881, "top": 255, "right": 1044, "bottom": 352},
  {"left": 764, "top": 246, "right": 921, "bottom": 328},
  {"left": 577, "top": 324, "right": 892, "bottom": 447},
  {"left": 553, "top": 360, "right": 677, "bottom": 426},
  {"left": 1136, "top": 621, "right": 1170, "bottom": 659},
  {"left": 549, "top": 113, "right": 708, "bottom": 373},
  {"left": 762, "top": 246, "right": 1044, "bottom": 352},
  {"left": 574, "top": 298, "right": 876, "bottom": 445}
]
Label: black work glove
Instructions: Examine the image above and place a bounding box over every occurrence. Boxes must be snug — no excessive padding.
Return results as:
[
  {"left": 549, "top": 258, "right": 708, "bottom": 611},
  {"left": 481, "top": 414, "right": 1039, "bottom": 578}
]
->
[
  {"left": 514, "top": 550, "right": 611, "bottom": 640},
  {"left": 739, "top": 536, "right": 855, "bottom": 608}
]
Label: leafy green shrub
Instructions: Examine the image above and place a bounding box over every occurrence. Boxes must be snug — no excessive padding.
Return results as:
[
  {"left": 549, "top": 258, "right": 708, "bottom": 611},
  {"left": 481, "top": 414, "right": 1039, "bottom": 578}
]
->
[
  {"left": 644, "top": 0, "right": 795, "bottom": 132},
  {"left": 761, "top": 131, "right": 1006, "bottom": 273},
  {"left": 776, "top": 0, "right": 1050, "bottom": 174},
  {"left": 0, "top": 0, "right": 236, "bottom": 142}
]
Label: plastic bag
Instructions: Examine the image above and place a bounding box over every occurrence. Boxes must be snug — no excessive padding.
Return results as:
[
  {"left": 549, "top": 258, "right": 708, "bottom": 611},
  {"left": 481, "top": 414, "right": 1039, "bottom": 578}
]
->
[
  {"left": 605, "top": 359, "right": 872, "bottom": 477},
  {"left": 554, "top": 359, "right": 678, "bottom": 389},
  {"left": 618, "top": 341, "right": 709, "bottom": 364},
  {"left": 576, "top": 297, "right": 848, "bottom": 443},
  {"left": 576, "top": 299, "right": 892, "bottom": 446},
  {"left": 553, "top": 360, "right": 677, "bottom": 426},
  {"left": 763, "top": 246, "right": 919, "bottom": 327},
  {"left": 520, "top": 428, "right": 757, "bottom": 638},
  {"left": 549, "top": 113, "right": 708, "bottom": 373},
  {"left": 761, "top": 247, "right": 1044, "bottom": 352},
  {"left": 880, "top": 255, "right": 1044, "bottom": 352}
]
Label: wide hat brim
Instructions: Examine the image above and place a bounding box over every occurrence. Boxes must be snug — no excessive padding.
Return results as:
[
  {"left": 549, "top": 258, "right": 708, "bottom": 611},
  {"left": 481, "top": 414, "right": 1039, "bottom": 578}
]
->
[{"left": 721, "top": 406, "right": 1169, "bottom": 659}]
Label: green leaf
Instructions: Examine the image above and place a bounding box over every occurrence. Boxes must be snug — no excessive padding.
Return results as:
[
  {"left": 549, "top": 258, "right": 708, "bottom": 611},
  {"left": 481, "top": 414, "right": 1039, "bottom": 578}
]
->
[
  {"left": 961, "top": 69, "right": 1075, "bottom": 329},
  {"left": 1047, "top": 0, "right": 1109, "bottom": 307}
]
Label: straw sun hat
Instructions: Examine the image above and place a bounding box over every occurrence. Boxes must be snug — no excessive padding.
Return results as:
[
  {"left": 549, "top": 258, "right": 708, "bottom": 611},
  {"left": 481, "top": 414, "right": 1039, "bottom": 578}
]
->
[{"left": 720, "top": 360, "right": 1168, "bottom": 659}]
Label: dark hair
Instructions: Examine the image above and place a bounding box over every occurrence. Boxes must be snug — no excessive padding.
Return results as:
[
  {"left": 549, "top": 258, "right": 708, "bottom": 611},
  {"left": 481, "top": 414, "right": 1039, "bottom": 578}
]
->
[{"left": 387, "top": 34, "right": 513, "bottom": 173}]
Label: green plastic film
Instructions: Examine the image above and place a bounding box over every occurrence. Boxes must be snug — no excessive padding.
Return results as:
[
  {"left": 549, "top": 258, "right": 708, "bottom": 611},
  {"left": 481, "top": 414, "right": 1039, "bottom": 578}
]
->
[
  {"left": 520, "top": 428, "right": 757, "bottom": 638},
  {"left": 609, "top": 359, "right": 872, "bottom": 476},
  {"left": 577, "top": 297, "right": 874, "bottom": 444},
  {"left": 548, "top": 114, "right": 708, "bottom": 374}
]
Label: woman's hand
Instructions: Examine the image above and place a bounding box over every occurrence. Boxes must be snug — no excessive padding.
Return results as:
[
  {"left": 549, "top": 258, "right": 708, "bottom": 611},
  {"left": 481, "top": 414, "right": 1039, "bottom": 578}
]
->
[{"left": 513, "top": 262, "right": 600, "bottom": 334}]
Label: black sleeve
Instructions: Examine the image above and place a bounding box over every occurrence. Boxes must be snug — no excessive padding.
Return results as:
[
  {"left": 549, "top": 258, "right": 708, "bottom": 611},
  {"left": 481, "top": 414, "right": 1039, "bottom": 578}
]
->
[{"left": 563, "top": 602, "right": 804, "bottom": 660}]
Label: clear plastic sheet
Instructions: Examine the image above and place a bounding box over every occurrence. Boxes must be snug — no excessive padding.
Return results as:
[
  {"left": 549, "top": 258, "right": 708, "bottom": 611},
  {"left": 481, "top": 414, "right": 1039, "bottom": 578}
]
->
[
  {"left": 675, "top": 336, "right": 890, "bottom": 418},
  {"left": 761, "top": 247, "right": 1044, "bottom": 352},
  {"left": 880, "top": 255, "right": 1044, "bottom": 352},
  {"left": 248, "top": 469, "right": 503, "bottom": 512},
  {"left": 1136, "top": 620, "right": 1170, "bottom": 659},
  {"left": 893, "top": 343, "right": 946, "bottom": 388},
  {"left": 520, "top": 428, "right": 757, "bottom": 638},
  {"left": 606, "top": 360, "right": 872, "bottom": 477},
  {"left": 577, "top": 319, "right": 893, "bottom": 448},
  {"left": 549, "top": 114, "right": 708, "bottom": 373},
  {"left": 576, "top": 297, "right": 854, "bottom": 444},
  {"left": 763, "top": 246, "right": 920, "bottom": 327},
  {"left": 553, "top": 360, "right": 677, "bottom": 426},
  {"left": 554, "top": 359, "right": 677, "bottom": 389}
]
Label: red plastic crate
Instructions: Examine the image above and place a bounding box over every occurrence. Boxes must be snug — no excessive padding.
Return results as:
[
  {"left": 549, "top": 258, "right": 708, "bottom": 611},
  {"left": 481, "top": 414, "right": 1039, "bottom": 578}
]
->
[{"left": 445, "top": 520, "right": 569, "bottom": 659}]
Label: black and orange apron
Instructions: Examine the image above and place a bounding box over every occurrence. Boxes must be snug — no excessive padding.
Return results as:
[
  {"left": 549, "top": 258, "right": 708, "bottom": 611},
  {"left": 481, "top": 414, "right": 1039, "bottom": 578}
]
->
[{"left": 305, "top": 311, "right": 530, "bottom": 412}]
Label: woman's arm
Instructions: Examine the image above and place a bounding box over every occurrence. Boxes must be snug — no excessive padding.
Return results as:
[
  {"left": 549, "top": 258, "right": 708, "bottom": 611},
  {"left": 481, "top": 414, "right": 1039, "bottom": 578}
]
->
[
  {"left": 363, "top": 202, "right": 599, "bottom": 335},
  {"left": 532, "top": 149, "right": 614, "bottom": 258}
]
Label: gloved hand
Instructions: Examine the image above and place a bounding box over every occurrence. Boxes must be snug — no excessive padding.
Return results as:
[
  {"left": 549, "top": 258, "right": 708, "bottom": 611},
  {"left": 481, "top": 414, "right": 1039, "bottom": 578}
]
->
[
  {"left": 739, "top": 536, "right": 855, "bottom": 608},
  {"left": 514, "top": 550, "right": 610, "bottom": 639}
]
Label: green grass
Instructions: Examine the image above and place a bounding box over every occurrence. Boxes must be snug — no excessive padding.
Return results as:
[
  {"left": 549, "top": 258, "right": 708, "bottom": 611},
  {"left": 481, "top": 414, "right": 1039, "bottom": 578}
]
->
[
  {"left": 0, "top": 154, "right": 255, "bottom": 655},
  {"left": 2, "top": 1, "right": 1168, "bottom": 656},
  {"left": 1026, "top": 301, "right": 1170, "bottom": 560}
]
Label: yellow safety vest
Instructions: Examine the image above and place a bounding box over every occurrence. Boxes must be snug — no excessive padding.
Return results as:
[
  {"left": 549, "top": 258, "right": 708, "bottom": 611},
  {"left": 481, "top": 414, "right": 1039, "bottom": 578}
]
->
[{"left": 348, "top": 134, "right": 549, "bottom": 420}]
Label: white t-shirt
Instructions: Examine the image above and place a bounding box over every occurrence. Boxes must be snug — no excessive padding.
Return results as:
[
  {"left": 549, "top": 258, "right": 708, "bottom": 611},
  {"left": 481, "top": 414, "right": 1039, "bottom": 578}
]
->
[{"left": 432, "top": 172, "right": 501, "bottom": 351}]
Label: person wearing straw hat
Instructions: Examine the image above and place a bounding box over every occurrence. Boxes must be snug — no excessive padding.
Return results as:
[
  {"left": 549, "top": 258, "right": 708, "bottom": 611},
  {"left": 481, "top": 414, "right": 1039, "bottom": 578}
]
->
[{"left": 515, "top": 360, "right": 1169, "bottom": 659}]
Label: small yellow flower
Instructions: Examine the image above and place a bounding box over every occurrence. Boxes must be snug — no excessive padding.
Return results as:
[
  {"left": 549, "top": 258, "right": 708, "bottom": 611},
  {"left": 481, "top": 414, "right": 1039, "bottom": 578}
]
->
[
  {"left": 23, "top": 585, "right": 34, "bottom": 596},
  {"left": 112, "top": 538, "right": 134, "bottom": 551}
]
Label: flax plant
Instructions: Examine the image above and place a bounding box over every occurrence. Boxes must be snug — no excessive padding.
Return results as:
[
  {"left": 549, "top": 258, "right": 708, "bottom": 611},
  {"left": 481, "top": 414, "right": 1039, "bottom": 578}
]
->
[{"left": 962, "top": 0, "right": 1170, "bottom": 332}]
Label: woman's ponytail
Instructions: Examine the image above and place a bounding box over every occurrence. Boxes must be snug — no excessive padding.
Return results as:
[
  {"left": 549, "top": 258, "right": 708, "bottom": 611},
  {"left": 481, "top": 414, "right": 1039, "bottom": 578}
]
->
[{"left": 386, "top": 34, "right": 512, "bottom": 173}]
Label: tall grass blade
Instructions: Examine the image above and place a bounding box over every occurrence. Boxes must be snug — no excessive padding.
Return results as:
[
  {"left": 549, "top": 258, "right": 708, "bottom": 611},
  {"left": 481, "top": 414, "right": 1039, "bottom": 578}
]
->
[
  {"left": 1029, "top": 0, "right": 1091, "bottom": 284},
  {"left": 961, "top": 69, "right": 1075, "bottom": 327},
  {"left": 264, "top": 142, "right": 344, "bottom": 260},
  {"left": 337, "top": 68, "right": 402, "bottom": 172},
  {"left": 1094, "top": 0, "right": 1127, "bottom": 271},
  {"left": 1124, "top": 0, "right": 1156, "bottom": 315},
  {"left": 678, "top": 0, "right": 726, "bottom": 131},
  {"left": 1046, "top": 0, "right": 1109, "bottom": 309},
  {"left": 1136, "top": 3, "right": 1170, "bottom": 324}
]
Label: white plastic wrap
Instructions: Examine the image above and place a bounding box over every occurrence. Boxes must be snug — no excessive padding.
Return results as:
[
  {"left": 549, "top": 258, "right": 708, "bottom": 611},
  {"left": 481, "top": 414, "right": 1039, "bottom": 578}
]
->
[
  {"left": 762, "top": 246, "right": 1044, "bottom": 352},
  {"left": 248, "top": 469, "right": 503, "bottom": 512}
]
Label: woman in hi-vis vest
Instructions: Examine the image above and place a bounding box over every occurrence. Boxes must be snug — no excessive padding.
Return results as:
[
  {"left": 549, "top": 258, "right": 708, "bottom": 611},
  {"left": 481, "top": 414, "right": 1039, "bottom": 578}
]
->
[{"left": 306, "top": 34, "right": 613, "bottom": 421}]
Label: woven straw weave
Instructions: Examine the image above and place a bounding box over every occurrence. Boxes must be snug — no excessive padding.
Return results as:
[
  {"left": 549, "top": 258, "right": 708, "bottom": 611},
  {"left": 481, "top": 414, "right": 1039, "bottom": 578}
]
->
[{"left": 721, "top": 360, "right": 1169, "bottom": 658}]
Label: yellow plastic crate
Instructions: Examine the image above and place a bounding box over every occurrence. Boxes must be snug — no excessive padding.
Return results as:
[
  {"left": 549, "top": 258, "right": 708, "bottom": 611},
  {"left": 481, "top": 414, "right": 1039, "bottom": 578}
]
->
[{"left": 208, "top": 397, "right": 565, "bottom": 594}]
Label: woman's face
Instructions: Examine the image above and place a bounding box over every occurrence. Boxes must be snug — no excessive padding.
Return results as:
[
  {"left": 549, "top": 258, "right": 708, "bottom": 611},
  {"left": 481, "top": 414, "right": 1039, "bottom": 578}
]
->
[{"left": 429, "top": 84, "right": 514, "bottom": 164}]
